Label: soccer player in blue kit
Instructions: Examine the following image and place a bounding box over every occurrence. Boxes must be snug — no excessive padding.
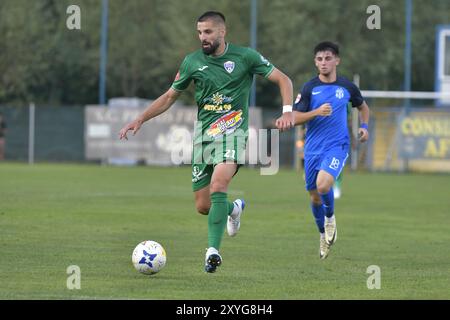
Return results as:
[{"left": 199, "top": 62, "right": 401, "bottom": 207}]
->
[{"left": 290, "top": 41, "right": 370, "bottom": 259}]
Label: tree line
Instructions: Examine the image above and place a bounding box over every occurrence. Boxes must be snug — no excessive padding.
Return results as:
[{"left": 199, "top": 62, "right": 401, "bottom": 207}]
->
[{"left": 1, "top": 0, "right": 449, "bottom": 108}]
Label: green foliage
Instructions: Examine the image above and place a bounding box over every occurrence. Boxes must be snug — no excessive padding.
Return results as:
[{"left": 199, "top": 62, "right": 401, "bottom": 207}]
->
[
  {"left": 0, "top": 0, "right": 449, "bottom": 106},
  {"left": 0, "top": 0, "right": 101, "bottom": 105}
]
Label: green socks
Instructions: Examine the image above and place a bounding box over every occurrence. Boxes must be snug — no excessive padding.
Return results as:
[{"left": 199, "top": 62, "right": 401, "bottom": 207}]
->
[{"left": 208, "top": 192, "right": 234, "bottom": 249}]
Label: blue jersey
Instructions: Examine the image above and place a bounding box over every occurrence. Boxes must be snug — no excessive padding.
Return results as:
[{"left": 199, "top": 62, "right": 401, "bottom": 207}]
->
[{"left": 293, "top": 75, "right": 364, "bottom": 156}]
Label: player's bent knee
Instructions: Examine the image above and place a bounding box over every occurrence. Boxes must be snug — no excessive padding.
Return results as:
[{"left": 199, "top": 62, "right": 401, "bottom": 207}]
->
[{"left": 317, "top": 183, "right": 332, "bottom": 195}]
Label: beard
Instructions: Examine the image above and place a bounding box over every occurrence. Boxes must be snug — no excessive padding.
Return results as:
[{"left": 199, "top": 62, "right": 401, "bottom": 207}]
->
[{"left": 201, "top": 39, "right": 220, "bottom": 55}]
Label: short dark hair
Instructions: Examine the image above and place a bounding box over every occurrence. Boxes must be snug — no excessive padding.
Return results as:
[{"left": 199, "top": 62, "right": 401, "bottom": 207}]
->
[
  {"left": 314, "top": 41, "right": 339, "bottom": 56},
  {"left": 197, "top": 11, "right": 226, "bottom": 24}
]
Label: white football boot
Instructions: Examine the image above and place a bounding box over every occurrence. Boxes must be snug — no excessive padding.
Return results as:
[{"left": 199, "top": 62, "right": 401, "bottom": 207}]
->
[
  {"left": 319, "top": 235, "right": 330, "bottom": 259},
  {"left": 227, "top": 199, "right": 245, "bottom": 237},
  {"left": 324, "top": 215, "right": 337, "bottom": 246}
]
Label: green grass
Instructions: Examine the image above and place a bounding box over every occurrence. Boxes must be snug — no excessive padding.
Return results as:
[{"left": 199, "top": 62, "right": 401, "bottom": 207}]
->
[{"left": 0, "top": 162, "right": 449, "bottom": 299}]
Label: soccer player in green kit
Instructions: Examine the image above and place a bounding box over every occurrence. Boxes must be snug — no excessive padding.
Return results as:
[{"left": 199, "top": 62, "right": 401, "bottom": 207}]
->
[{"left": 119, "top": 11, "right": 294, "bottom": 273}]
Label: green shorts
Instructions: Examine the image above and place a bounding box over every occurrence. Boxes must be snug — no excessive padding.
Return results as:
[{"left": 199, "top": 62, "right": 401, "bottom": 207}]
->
[{"left": 191, "top": 136, "right": 247, "bottom": 191}]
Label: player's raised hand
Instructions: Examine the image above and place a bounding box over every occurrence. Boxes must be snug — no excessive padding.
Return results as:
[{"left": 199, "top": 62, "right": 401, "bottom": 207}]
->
[
  {"left": 275, "top": 112, "right": 295, "bottom": 131},
  {"left": 119, "top": 119, "right": 143, "bottom": 140},
  {"left": 315, "top": 103, "right": 332, "bottom": 116}
]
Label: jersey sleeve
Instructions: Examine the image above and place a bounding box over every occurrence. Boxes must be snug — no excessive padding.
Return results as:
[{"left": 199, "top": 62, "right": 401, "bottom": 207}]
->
[
  {"left": 171, "top": 56, "right": 193, "bottom": 92},
  {"left": 245, "top": 48, "right": 275, "bottom": 78},
  {"left": 348, "top": 82, "right": 364, "bottom": 108},
  {"left": 293, "top": 84, "right": 311, "bottom": 112}
]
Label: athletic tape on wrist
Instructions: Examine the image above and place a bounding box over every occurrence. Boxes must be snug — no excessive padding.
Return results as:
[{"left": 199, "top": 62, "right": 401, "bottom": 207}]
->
[{"left": 282, "top": 105, "right": 293, "bottom": 113}]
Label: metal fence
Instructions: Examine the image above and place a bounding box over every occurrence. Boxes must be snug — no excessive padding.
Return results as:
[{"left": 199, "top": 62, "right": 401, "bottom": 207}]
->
[
  {"left": 0, "top": 105, "right": 84, "bottom": 162},
  {"left": 0, "top": 104, "right": 295, "bottom": 167},
  {"left": 2, "top": 104, "right": 450, "bottom": 173}
]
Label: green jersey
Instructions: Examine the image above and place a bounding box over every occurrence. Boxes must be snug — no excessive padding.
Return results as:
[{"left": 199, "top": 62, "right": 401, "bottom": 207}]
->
[{"left": 171, "top": 43, "right": 274, "bottom": 143}]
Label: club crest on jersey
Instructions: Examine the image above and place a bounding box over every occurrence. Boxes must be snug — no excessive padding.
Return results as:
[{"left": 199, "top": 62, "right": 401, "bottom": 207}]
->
[
  {"left": 335, "top": 87, "right": 344, "bottom": 99},
  {"left": 224, "top": 61, "right": 235, "bottom": 73}
]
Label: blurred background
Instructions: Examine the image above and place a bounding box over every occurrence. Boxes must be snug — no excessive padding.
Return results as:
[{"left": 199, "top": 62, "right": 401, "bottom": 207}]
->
[{"left": 0, "top": 0, "right": 450, "bottom": 172}]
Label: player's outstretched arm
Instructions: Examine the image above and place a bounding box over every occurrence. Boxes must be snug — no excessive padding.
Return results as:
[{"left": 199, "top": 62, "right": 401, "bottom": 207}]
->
[
  {"left": 119, "top": 88, "right": 181, "bottom": 140},
  {"left": 293, "top": 103, "right": 332, "bottom": 126},
  {"left": 268, "top": 68, "right": 295, "bottom": 131}
]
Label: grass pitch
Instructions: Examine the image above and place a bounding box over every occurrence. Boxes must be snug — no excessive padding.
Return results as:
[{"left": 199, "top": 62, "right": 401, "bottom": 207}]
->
[{"left": 0, "top": 163, "right": 449, "bottom": 299}]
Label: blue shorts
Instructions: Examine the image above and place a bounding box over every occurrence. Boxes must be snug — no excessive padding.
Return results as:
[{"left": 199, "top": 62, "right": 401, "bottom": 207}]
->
[{"left": 304, "top": 144, "right": 349, "bottom": 191}]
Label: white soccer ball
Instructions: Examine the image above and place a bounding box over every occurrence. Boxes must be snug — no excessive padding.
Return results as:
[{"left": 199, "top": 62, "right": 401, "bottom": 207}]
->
[{"left": 132, "top": 240, "right": 167, "bottom": 275}]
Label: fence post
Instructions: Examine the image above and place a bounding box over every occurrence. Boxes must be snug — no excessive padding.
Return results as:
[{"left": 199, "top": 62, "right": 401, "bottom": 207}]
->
[{"left": 28, "top": 102, "right": 35, "bottom": 165}]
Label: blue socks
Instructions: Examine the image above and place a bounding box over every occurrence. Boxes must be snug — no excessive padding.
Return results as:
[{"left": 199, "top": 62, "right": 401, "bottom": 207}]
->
[
  {"left": 319, "top": 189, "right": 335, "bottom": 218},
  {"left": 310, "top": 203, "right": 325, "bottom": 233},
  {"left": 310, "top": 189, "right": 335, "bottom": 234}
]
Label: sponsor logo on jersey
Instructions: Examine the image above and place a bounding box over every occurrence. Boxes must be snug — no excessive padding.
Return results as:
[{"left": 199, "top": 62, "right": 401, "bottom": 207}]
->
[
  {"left": 295, "top": 93, "right": 301, "bottom": 104},
  {"left": 312, "top": 91, "right": 322, "bottom": 95},
  {"left": 198, "top": 65, "right": 208, "bottom": 71},
  {"left": 203, "top": 93, "right": 233, "bottom": 113},
  {"left": 174, "top": 71, "right": 180, "bottom": 81},
  {"left": 206, "top": 110, "right": 243, "bottom": 139},
  {"left": 224, "top": 61, "right": 235, "bottom": 73},
  {"left": 335, "top": 87, "right": 344, "bottom": 99}
]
